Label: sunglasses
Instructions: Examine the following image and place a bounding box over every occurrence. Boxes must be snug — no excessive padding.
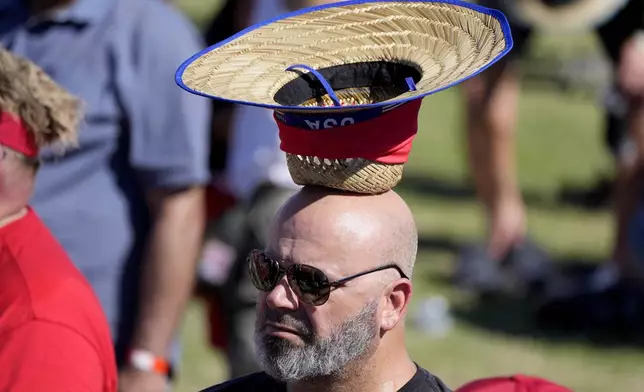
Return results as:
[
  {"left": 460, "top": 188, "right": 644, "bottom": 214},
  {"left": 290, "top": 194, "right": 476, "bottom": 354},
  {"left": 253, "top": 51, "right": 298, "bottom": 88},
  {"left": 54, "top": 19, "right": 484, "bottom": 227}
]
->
[{"left": 247, "top": 249, "right": 409, "bottom": 306}]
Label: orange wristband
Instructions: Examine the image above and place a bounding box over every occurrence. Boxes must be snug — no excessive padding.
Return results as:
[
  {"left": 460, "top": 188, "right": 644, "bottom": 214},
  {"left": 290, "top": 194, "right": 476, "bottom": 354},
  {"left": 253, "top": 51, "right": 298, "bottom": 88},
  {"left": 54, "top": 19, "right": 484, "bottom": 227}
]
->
[{"left": 127, "top": 349, "right": 170, "bottom": 376}]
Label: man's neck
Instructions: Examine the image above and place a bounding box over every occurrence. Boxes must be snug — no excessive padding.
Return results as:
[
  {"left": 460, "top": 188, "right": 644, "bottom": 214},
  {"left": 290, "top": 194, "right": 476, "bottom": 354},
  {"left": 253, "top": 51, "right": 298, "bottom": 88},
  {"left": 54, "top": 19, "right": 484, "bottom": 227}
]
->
[{"left": 287, "top": 350, "right": 417, "bottom": 392}]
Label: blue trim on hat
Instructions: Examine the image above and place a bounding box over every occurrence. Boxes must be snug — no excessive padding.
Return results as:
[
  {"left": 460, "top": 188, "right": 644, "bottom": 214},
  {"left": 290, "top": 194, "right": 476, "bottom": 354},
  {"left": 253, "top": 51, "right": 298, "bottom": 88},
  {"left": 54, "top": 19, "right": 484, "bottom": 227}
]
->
[{"left": 175, "top": 0, "right": 514, "bottom": 112}]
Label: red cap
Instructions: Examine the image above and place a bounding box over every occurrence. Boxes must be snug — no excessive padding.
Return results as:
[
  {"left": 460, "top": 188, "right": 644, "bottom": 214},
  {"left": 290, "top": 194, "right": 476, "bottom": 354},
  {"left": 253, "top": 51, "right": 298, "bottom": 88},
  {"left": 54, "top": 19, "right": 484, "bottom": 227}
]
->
[
  {"left": 0, "top": 112, "right": 38, "bottom": 157},
  {"left": 276, "top": 100, "right": 422, "bottom": 165},
  {"left": 456, "top": 375, "right": 573, "bottom": 392}
]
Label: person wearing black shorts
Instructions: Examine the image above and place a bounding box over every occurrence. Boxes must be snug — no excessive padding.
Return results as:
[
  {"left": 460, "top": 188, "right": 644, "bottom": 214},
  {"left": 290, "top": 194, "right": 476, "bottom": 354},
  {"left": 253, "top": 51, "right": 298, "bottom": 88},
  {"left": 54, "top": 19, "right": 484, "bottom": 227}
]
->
[{"left": 456, "top": 0, "right": 644, "bottom": 296}]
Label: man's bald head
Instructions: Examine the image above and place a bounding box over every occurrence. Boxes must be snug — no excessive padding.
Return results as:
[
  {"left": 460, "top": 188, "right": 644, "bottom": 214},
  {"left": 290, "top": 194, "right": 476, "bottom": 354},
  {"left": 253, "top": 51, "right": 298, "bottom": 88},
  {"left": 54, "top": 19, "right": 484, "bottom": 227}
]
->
[{"left": 270, "top": 186, "right": 418, "bottom": 277}]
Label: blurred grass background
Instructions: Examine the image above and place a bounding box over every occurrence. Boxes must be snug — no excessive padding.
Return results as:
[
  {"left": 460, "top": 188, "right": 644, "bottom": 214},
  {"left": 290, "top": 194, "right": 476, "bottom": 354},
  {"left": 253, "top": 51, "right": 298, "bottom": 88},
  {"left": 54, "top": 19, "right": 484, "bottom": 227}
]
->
[{"left": 172, "top": 1, "right": 644, "bottom": 391}]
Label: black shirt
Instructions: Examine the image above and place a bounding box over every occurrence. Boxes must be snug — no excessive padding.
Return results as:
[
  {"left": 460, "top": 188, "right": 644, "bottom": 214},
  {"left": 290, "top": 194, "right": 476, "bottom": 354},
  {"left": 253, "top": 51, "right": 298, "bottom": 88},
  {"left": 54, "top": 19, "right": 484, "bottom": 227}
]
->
[{"left": 201, "top": 365, "right": 453, "bottom": 392}]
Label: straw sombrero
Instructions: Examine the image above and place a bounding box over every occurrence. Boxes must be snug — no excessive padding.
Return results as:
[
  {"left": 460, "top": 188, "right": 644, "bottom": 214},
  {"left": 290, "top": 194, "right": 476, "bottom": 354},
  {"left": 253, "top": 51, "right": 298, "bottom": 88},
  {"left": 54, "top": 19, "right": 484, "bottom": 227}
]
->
[
  {"left": 176, "top": 0, "right": 513, "bottom": 194},
  {"left": 505, "top": 0, "right": 630, "bottom": 32}
]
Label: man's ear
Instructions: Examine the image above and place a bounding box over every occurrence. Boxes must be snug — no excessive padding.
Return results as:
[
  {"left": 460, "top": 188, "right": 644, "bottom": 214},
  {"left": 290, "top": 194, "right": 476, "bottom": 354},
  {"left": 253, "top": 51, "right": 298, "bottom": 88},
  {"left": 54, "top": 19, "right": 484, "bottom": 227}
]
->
[{"left": 380, "top": 279, "right": 412, "bottom": 332}]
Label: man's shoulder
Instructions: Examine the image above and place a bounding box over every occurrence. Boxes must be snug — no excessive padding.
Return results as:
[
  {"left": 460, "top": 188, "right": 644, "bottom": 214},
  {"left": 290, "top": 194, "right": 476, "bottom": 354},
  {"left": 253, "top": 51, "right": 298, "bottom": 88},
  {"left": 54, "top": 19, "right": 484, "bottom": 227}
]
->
[
  {"left": 405, "top": 366, "right": 453, "bottom": 392},
  {"left": 200, "top": 372, "right": 283, "bottom": 392}
]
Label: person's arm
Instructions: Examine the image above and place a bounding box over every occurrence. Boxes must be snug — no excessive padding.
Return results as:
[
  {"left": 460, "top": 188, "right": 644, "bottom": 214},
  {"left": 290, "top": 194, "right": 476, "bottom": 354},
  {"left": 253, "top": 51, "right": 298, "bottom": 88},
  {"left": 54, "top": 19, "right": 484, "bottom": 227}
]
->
[
  {"left": 131, "top": 186, "right": 206, "bottom": 353},
  {"left": 119, "top": 2, "right": 211, "bottom": 388},
  {"left": 0, "top": 321, "right": 105, "bottom": 392}
]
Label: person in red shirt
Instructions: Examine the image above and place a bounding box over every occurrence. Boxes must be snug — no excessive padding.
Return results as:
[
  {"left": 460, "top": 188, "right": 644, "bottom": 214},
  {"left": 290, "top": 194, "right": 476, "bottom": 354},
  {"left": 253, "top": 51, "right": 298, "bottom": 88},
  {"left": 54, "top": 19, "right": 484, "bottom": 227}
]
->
[{"left": 0, "top": 48, "right": 117, "bottom": 391}]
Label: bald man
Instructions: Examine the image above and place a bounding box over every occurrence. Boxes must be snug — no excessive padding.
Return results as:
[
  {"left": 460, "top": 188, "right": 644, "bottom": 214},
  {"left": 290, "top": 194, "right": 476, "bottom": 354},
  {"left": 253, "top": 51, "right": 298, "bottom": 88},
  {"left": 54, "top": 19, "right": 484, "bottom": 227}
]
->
[{"left": 204, "top": 186, "right": 452, "bottom": 392}]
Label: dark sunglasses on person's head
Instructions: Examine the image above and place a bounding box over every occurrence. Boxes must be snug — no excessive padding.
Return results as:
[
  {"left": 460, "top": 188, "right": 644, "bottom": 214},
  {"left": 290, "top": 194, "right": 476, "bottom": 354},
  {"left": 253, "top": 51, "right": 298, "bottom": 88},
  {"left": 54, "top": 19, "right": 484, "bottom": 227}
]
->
[{"left": 247, "top": 249, "right": 410, "bottom": 306}]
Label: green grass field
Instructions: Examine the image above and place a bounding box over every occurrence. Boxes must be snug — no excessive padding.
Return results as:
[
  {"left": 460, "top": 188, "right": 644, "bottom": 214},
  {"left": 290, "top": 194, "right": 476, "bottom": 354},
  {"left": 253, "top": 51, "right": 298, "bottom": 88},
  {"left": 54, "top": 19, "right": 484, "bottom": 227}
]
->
[{"left": 173, "top": 2, "right": 644, "bottom": 391}]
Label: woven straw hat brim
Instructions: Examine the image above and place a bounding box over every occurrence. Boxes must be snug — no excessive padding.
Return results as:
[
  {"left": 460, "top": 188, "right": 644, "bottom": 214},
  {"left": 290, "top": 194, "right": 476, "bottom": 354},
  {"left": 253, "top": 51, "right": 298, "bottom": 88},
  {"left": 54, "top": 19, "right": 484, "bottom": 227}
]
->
[
  {"left": 507, "top": 0, "right": 630, "bottom": 32},
  {"left": 176, "top": 0, "right": 512, "bottom": 112}
]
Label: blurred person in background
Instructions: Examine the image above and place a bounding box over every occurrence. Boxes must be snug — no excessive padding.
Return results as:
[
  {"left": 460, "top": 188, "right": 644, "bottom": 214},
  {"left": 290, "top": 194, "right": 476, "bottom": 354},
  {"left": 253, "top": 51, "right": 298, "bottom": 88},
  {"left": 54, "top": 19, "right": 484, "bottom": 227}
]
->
[
  {"left": 456, "top": 0, "right": 644, "bottom": 307},
  {"left": 0, "top": 0, "right": 211, "bottom": 391},
  {"left": 0, "top": 47, "right": 117, "bottom": 392}
]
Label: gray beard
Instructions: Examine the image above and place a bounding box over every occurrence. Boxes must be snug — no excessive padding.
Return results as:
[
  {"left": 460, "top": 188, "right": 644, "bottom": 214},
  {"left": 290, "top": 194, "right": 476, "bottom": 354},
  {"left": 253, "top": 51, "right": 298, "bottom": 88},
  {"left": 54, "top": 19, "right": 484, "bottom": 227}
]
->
[{"left": 255, "top": 300, "right": 380, "bottom": 382}]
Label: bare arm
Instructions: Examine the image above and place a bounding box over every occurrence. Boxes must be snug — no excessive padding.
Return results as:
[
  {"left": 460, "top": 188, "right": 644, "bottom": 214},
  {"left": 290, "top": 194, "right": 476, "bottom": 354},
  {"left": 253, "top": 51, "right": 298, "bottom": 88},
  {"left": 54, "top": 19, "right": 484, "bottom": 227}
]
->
[{"left": 129, "top": 187, "right": 206, "bottom": 356}]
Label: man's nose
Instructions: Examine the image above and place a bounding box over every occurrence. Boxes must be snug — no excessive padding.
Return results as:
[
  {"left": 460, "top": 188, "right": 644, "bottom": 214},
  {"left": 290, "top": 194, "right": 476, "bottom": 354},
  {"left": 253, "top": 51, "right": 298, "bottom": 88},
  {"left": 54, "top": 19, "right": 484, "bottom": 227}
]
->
[{"left": 264, "top": 276, "right": 299, "bottom": 311}]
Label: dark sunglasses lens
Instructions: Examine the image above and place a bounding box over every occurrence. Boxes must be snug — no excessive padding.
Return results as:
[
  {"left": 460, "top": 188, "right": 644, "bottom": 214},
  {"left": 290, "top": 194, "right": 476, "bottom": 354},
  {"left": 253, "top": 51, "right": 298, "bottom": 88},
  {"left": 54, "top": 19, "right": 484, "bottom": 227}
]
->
[
  {"left": 287, "top": 264, "right": 331, "bottom": 305},
  {"left": 248, "top": 251, "right": 280, "bottom": 291}
]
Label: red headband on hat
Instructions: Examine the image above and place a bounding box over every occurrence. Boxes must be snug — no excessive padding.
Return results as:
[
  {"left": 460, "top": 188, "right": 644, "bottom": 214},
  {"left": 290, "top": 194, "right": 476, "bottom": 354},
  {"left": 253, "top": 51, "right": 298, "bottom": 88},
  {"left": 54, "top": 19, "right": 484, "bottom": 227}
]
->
[
  {"left": 0, "top": 112, "right": 38, "bottom": 157},
  {"left": 276, "top": 100, "right": 422, "bottom": 164},
  {"left": 456, "top": 375, "right": 573, "bottom": 392}
]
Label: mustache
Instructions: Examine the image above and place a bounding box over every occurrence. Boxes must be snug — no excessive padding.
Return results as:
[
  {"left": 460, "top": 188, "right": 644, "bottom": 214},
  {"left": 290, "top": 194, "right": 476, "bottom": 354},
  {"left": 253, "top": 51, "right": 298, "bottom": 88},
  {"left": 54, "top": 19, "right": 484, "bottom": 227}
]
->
[{"left": 262, "top": 308, "right": 312, "bottom": 336}]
